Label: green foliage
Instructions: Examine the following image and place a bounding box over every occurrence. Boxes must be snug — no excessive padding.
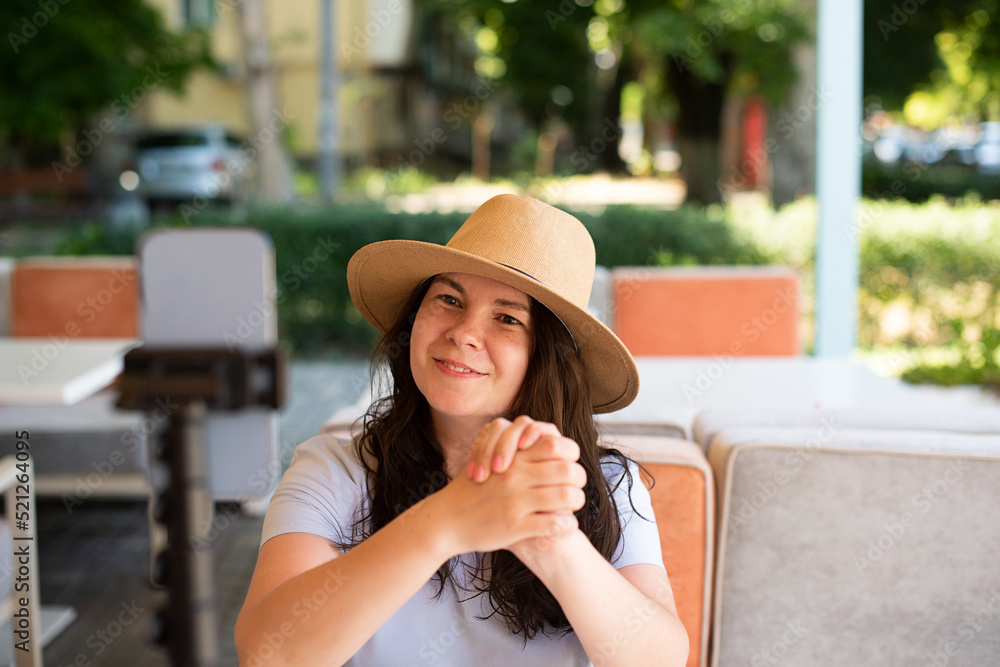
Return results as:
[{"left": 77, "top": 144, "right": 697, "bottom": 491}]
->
[
  {"left": 865, "top": 0, "right": 1000, "bottom": 114},
  {"left": 863, "top": 161, "right": 1000, "bottom": 202},
  {"left": 578, "top": 203, "right": 766, "bottom": 267},
  {"left": 419, "top": 0, "right": 596, "bottom": 133},
  {"left": 900, "top": 324, "right": 1000, "bottom": 392},
  {"left": 341, "top": 166, "right": 439, "bottom": 200},
  {"left": 631, "top": 0, "right": 810, "bottom": 105},
  {"left": 0, "top": 0, "right": 212, "bottom": 150},
  {"left": 43, "top": 203, "right": 756, "bottom": 356},
  {"left": 730, "top": 195, "right": 1000, "bottom": 387}
]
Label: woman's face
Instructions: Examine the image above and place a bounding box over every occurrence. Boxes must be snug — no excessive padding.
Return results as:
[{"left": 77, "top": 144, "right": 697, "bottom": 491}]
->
[{"left": 410, "top": 273, "right": 532, "bottom": 430}]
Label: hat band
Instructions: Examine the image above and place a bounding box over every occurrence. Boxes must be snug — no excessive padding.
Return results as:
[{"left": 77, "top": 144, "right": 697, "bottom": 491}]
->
[{"left": 498, "top": 264, "right": 579, "bottom": 354}]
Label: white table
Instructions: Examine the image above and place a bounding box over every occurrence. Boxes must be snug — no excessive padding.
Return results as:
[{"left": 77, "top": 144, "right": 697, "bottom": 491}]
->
[
  {"left": 0, "top": 339, "right": 139, "bottom": 405},
  {"left": 0, "top": 338, "right": 138, "bottom": 660},
  {"left": 598, "top": 356, "right": 936, "bottom": 439}
]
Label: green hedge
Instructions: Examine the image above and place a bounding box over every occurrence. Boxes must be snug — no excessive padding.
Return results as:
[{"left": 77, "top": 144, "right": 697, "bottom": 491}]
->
[
  {"left": 730, "top": 196, "right": 1000, "bottom": 389},
  {"left": 863, "top": 161, "right": 1000, "bottom": 203},
  {"left": 38, "top": 196, "right": 1000, "bottom": 388},
  {"left": 48, "top": 203, "right": 761, "bottom": 356}
]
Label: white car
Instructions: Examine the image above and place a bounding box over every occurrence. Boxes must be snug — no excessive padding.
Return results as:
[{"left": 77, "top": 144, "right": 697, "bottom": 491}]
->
[
  {"left": 975, "top": 122, "right": 1000, "bottom": 174},
  {"left": 123, "top": 125, "right": 253, "bottom": 204}
]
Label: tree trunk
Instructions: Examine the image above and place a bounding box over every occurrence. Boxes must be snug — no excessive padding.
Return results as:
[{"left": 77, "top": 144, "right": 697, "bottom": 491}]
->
[
  {"left": 666, "top": 54, "right": 731, "bottom": 204},
  {"left": 238, "top": 0, "right": 295, "bottom": 202},
  {"left": 769, "top": 21, "right": 818, "bottom": 207},
  {"left": 593, "top": 54, "right": 630, "bottom": 174}
]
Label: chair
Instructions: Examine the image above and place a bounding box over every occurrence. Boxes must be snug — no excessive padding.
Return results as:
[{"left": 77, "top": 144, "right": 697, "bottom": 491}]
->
[
  {"left": 606, "top": 434, "right": 714, "bottom": 667},
  {"left": 707, "top": 426, "right": 1000, "bottom": 666},
  {"left": 10, "top": 256, "right": 140, "bottom": 339},
  {"left": 137, "top": 227, "right": 281, "bottom": 506},
  {"left": 0, "top": 256, "right": 148, "bottom": 500},
  {"left": 611, "top": 266, "right": 799, "bottom": 357}
]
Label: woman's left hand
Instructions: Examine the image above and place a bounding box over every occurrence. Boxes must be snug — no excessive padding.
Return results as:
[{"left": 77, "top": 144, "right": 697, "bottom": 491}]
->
[
  {"left": 465, "top": 415, "right": 570, "bottom": 483},
  {"left": 506, "top": 514, "right": 583, "bottom": 570}
]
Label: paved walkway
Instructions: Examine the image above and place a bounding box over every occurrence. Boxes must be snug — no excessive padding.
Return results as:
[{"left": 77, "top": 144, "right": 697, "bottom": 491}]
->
[{"left": 278, "top": 358, "right": 369, "bottom": 469}]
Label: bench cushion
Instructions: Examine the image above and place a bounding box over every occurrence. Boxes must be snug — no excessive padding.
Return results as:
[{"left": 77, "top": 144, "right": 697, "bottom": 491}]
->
[
  {"left": 693, "top": 406, "right": 1000, "bottom": 450},
  {"left": 708, "top": 426, "right": 1000, "bottom": 666},
  {"left": 612, "top": 266, "right": 799, "bottom": 356},
  {"left": 11, "top": 257, "right": 139, "bottom": 338}
]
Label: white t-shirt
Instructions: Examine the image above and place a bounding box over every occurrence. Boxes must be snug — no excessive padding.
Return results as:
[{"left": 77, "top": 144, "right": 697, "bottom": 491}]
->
[{"left": 260, "top": 433, "right": 665, "bottom": 666}]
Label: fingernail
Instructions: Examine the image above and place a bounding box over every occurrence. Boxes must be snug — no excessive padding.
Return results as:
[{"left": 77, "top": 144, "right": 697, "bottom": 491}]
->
[
  {"left": 475, "top": 465, "right": 486, "bottom": 482},
  {"left": 467, "top": 461, "right": 476, "bottom": 479},
  {"left": 492, "top": 454, "right": 503, "bottom": 472}
]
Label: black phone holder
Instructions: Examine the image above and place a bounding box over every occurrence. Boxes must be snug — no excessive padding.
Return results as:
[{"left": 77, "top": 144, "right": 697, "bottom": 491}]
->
[{"left": 117, "top": 346, "right": 286, "bottom": 667}]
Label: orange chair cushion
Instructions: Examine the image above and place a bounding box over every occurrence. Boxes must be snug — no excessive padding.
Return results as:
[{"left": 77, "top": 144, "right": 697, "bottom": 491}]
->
[
  {"left": 608, "top": 434, "right": 713, "bottom": 667},
  {"left": 613, "top": 267, "right": 799, "bottom": 356},
  {"left": 642, "top": 461, "right": 710, "bottom": 667},
  {"left": 11, "top": 258, "right": 140, "bottom": 339}
]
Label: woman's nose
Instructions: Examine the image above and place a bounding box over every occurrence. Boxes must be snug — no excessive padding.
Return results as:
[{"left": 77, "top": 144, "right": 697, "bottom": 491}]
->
[{"left": 446, "top": 311, "right": 484, "bottom": 348}]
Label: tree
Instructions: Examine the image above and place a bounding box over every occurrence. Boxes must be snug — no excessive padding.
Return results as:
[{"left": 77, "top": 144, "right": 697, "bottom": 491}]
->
[
  {"left": 419, "top": 0, "right": 599, "bottom": 165},
  {"left": 0, "top": 0, "right": 211, "bottom": 162},
  {"left": 629, "top": 0, "right": 810, "bottom": 203},
  {"left": 864, "top": 0, "right": 1000, "bottom": 123},
  {"left": 418, "top": 0, "right": 810, "bottom": 204},
  {"left": 238, "top": 0, "right": 295, "bottom": 202}
]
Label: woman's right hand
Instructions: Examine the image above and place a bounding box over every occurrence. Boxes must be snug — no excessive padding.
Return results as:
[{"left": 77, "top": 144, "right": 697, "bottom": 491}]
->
[{"left": 427, "top": 430, "right": 587, "bottom": 556}]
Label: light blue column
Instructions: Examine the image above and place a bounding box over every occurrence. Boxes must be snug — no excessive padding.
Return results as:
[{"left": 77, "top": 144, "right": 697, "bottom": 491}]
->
[{"left": 815, "top": 0, "right": 863, "bottom": 357}]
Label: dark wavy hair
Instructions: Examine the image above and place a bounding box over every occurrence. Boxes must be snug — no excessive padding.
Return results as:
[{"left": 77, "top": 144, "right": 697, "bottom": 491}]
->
[{"left": 341, "top": 277, "right": 641, "bottom": 639}]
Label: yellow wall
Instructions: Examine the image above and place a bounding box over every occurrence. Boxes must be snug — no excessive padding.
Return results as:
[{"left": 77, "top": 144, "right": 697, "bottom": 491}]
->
[{"left": 143, "top": 0, "right": 392, "bottom": 158}]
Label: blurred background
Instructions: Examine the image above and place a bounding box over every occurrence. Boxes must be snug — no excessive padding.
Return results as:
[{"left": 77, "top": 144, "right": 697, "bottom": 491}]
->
[{"left": 2, "top": 0, "right": 999, "bottom": 391}]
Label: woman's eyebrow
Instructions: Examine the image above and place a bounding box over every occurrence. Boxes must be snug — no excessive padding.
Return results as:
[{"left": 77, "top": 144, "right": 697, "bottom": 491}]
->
[
  {"left": 495, "top": 298, "right": 529, "bottom": 313},
  {"left": 433, "top": 276, "right": 466, "bottom": 294},
  {"left": 434, "top": 276, "right": 529, "bottom": 313}
]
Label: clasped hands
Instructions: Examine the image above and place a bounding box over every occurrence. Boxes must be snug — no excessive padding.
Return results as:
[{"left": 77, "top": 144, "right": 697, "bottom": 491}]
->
[{"left": 433, "top": 415, "right": 587, "bottom": 568}]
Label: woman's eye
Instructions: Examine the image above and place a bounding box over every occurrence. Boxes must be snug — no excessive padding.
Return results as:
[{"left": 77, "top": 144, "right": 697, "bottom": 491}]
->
[
  {"left": 438, "top": 294, "right": 459, "bottom": 306},
  {"left": 499, "top": 314, "right": 522, "bottom": 326}
]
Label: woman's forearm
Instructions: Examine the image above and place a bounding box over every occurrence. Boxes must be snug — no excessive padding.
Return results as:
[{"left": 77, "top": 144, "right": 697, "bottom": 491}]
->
[
  {"left": 235, "top": 496, "right": 454, "bottom": 666},
  {"left": 523, "top": 531, "right": 689, "bottom": 667}
]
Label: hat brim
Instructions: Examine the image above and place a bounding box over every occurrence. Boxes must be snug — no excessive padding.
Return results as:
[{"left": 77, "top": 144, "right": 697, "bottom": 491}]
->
[{"left": 347, "top": 240, "right": 639, "bottom": 414}]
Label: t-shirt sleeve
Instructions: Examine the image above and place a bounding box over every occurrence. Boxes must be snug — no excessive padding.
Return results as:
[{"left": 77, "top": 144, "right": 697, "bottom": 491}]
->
[
  {"left": 604, "top": 458, "right": 665, "bottom": 571},
  {"left": 259, "top": 433, "right": 368, "bottom": 550}
]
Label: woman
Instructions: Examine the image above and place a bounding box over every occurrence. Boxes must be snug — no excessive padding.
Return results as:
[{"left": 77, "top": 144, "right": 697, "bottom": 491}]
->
[{"left": 235, "top": 195, "right": 689, "bottom": 666}]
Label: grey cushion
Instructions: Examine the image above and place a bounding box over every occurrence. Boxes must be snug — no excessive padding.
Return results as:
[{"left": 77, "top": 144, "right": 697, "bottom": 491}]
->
[
  {"left": 693, "top": 406, "right": 1000, "bottom": 450},
  {"left": 708, "top": 427, "right": 1000, "bottom": 667}
]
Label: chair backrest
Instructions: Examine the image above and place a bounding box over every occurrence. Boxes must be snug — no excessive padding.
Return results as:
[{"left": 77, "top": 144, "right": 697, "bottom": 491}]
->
[
  {"left": 612, "top": 266, "right": 799, "bottom": 356},
  {"left": 607, "top": 434, "right": 714, "bottom": 667},
  {"left": 707, "top": 426, "right": 1000, "bottom": 666},
  {"left": 10, "top": 257, "right": 139, "bottom": 339},
  {"left": 138, "top": 227, "right": 281, "bottom": 501},
  {"left": 693, "top": 406, "right": 1000, "bottom": 451}
]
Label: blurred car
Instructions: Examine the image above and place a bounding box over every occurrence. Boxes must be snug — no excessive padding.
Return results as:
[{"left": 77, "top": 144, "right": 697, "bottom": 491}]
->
[
  {"left": 872, "top": 124, "right": 914, "bottom": 165},
  {"left": 975, "top": 122, "right": 1000, "bottom": 174},
  {"left": 933, "top": 125, "right": 979, "bottom": 166},
  {"left": 121, "top": 125, "right": 253, "bottom": 204}
]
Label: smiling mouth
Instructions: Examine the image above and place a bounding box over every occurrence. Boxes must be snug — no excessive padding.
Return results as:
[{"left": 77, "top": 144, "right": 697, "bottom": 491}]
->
[{"left": 436, "top": 359, "right": 484, "bottom": 375}]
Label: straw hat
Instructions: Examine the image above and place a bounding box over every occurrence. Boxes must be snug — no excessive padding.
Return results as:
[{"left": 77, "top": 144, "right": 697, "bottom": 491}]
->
[{"left": 347, "top": 194, "right": 639, "bottom": 413}]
